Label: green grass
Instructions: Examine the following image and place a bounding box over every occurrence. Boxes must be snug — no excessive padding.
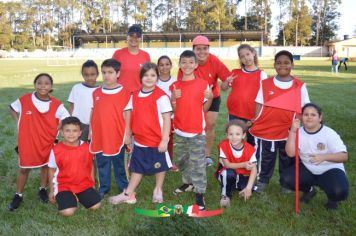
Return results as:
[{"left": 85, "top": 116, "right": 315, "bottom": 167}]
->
[{"left": 0, "top": 58, "right": 355, "bottom": 235}]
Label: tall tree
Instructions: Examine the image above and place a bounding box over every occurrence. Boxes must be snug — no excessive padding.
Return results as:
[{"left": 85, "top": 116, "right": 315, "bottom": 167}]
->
[
  {"left": 0, "top": 3, "right": 11, "bottom": 49},
  {"left": 310, "top": 0, "right": 341, "bottom": 46},
  {"left": 249, "top": 0, "right": 272, "bottom": 35},
  {"left": 205, "top": 0, "right": 235, "bottom": 31},
  {"left": 283, "top": 0, "right": 312, "bottom": 46},
  {"left": 275, "top": 0, "right": 289, "bottom": 46}
]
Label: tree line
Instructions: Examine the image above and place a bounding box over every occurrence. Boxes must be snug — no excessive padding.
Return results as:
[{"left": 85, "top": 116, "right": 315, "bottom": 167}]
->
[{"left": 0, "top": 0, "right": 341, "bottom": 51}]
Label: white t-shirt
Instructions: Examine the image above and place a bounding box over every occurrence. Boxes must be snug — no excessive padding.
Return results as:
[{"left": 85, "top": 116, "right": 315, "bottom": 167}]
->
[
  {"left": 219, "top": 144, "right": 257, "bottom": 165},
  {"left": 298, "top": 125, "right": 347, "bottom": 175},
  {"left": 255, "top": 77, "right": 310, "bottom": 105},
  {"left": 157, "top": 76, "right": 176, "bottom": 98},
  {"left": 68, "top": 83, "right": 99, "bottom": 124},
  {"left": 11, "top": 92, "right": 69, "bottom": 120},
  {"left": 134, "top": 89, "right": 172, "bottom": 147}
]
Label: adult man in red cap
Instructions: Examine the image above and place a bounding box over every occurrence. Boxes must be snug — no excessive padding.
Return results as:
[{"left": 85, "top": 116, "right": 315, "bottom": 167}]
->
[
  {"left": 112, "top": 24, "right": 151, "bottom": 93},
  {"left": 178, "top": 35, "right": 232, "bottom": 167}
]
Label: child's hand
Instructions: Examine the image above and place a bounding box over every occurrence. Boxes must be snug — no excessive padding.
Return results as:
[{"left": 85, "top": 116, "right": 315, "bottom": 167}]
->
[
  {"left": 204, "top": 85, "right": 213, "bottom": 100},
  {"left": 309, "top": 154, "right": 324, "bottom": 165},
  {"left": 49, "top": 191, "right": 56, "bottom": 204},
  {"left": 239, "top": 187, "right": 252, "bottom": 201},
  {"left": 124, "top": 134, "right": 132, "bottom": 153},
  {"left": 158, "top": 140, "right": 169, "bottom": 153},
  {"left": 244, "top": 162, "right": 254, "bottom": 170},
  {"left": 226, "top": 74, "right": 237, "bottom": 87},
  {"left": 172, "top": 84, "right": 181, "bottom": 100},
  {"left": 291, "top": 118, "right": 301, "bottom": 132}
]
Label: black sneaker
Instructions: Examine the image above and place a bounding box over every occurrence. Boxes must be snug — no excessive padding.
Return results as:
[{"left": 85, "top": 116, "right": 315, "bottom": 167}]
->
[
  {"left": 173, "top": 183, "right": 194, "bottom": 195},
  {"left": 38, "top": 188, "right": 48, "bottom": 203},
  {"left": 324, "top": 200, "right": 338, "bottom": 210},
  {"left": 301, "top": 187, "right": 317, "bottom": 203},
  {"left": 8, "top": 194, "right": 23, "bottom": 211},
  {"left": 195, "top": 193, "right": 206, "bottom": 210}
]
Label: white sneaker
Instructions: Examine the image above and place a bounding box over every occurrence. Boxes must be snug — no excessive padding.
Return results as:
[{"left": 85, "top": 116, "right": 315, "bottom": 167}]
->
[
  {"left": 109, "top": 191, "right": 137, "bottom": 205},
  {"left": 220, "top": 196, "right": 230, "bottom": 208}
]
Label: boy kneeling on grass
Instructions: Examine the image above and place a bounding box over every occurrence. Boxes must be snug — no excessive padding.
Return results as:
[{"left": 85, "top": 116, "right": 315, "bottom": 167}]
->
[{"left": 48, "top": 117, "right": 101, "bottom": 217}]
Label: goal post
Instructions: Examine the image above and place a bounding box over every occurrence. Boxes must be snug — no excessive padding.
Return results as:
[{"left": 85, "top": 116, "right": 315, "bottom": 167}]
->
[{"left": 46, "top": 45, "right": 79, "bottom": 66}]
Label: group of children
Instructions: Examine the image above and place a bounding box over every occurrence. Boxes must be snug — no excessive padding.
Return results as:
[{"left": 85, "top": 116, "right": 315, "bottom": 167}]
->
[{"left": 8, "top": 43, "right": 349, "bottom": 215}]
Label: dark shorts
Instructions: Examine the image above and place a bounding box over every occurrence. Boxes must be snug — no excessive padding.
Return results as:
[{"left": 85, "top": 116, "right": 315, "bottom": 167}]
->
[
  {"left": 208, "top": 96, "right": 221, "bottom": 112},
  {"left": 56, "top": 188, "right": 101, "bottom": 211},
  {"left": 129, "top": 145, "right": 171, "bottom": 175}
]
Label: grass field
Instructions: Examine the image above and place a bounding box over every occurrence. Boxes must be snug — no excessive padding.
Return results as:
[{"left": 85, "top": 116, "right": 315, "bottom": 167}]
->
[{"left": 0, "top": 58, "right": 355, "bottom": 235}]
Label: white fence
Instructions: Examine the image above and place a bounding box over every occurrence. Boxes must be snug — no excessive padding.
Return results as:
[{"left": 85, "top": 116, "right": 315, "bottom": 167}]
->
[{"left": 1, "top": 46, "right": 329, "bottom": 59}]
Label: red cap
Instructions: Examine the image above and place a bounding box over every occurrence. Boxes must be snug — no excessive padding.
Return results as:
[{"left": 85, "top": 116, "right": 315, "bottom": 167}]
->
[{"left": 192, "top": 35, "right": 210, "bottom": 46}]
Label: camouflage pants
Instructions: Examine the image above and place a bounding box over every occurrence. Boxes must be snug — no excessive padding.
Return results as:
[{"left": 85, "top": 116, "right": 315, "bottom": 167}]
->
[{"left": 174, "top": 134, "right": 207, "bottom": 193}]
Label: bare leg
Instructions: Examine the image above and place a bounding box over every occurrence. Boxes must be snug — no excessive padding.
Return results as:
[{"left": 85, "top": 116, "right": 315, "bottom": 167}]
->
[
  {"left": 59, "top": 207, "right": 77, "bottom": 217},
  {"left": 16, "top": 168, "right": 31, "bottom": 193},
  {"left": 89, "top": 202, "right": 101, "bottom": 210},
  {"left": 154, "top": 171, "right": 166, "bottom": 192},
  {"left": 205, "top": 111, "right": 219, "bottom": 157},
  {"left": 124, "top": 173, "right": 143, "bottom": 195}
]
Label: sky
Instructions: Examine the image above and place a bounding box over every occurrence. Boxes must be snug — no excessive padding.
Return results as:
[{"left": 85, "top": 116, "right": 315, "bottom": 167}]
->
[{"left": 336, "top": 0, "right": 356, "bottom": 38}]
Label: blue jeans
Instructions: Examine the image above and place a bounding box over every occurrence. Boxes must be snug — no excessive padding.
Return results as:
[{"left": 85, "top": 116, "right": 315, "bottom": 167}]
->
[{"left": 95, "top": 148, "right": 128, "bottom": 195}]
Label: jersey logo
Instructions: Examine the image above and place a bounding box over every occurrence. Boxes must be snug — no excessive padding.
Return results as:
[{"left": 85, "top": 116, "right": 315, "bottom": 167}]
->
[
  {"left": 25, "top": 111, "right": 32, "bottom": 115},
  {"left": 208, "top": 73, "right": 212, "bottom": 78},
  {"left": 268, "top": 91, "right": 274, "bottom": 95},
  {"left": 317, "top": 142, "right": 326, "bottom": 151},
  {"left": 95, "top": 96, "right": 100, "bottom": 101}
]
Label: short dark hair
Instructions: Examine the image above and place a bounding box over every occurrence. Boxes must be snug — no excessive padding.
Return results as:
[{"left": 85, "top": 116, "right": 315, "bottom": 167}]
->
[
  {"left": 225, "top": 119, "right": 248, "bottom": 134},
  {"left": 127, "top": 24, "right": 142, "bottom": 37},
  {"left": 139, "top": 62, "right": 159, "bottom": 83},
  {"left": 82, "top": 60, "right": 99, "bottom": 75},
  {"left": 61, "top": 116, "right": 82, "bottom": 130},
  {"left": 275, "top": 50, "right": 294, "bottom": 63},
  {"left": 33, "top": 73, "right": 53, "bottom": 85},
  {"left": 179, "top": 50, "right": 197, "bottom": 63},
  {"left": 302, "top": 103, "right": 322, "bottom": 117},
  {"left": 101, "top": 59, "right": 121, "bottom": 72}
]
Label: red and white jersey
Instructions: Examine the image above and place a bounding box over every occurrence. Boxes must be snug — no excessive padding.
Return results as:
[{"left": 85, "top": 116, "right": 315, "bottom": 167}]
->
[
  {"left": 112, "top": 47, "right": 150, "bottom": 93},
  {"left": 227, "top": 68, "right": 267, "bottom": 120},
  {"left": 178, "top": 53, "right": 230, "bottom": 97},
  {"left": 170, "top": 78, "right": 208, "bottom": 137},
  {"left": 250, "top": 77, "right": 309, "bottom": 141},
  {"left": 48, "top": 141, "right": 95, "bottom": 195},
  {"left": 12, "top": 93, "right": 66, "bottom": 168},
  {"left": 218, "top": 139, "right": 256, "bottom": 175},
  {"left": 90, "top": 86, "right": 131, "bottom": 156},
  {"left": 131, "top": 87, "right": 172, "bottom": 147}
]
